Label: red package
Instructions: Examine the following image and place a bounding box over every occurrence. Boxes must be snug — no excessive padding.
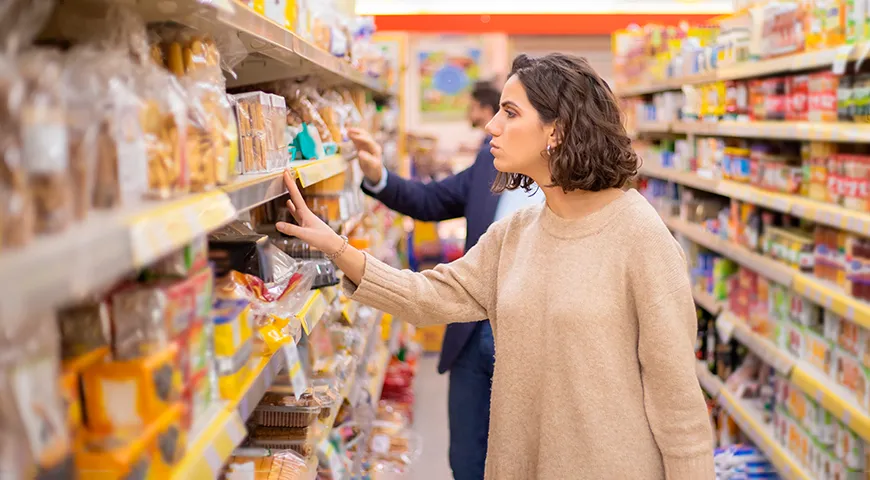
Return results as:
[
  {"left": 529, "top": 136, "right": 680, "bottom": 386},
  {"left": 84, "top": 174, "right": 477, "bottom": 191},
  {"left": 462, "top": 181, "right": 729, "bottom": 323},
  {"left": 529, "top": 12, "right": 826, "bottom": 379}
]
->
[
  {"left": 787, "top": 75, "right": 809, "bottom": 121},
  {"left": 808, "top": 72, "right": 838, "bottom": 122},
  {"left": 749, "top": 80, "right": 767, "bottom": 121},
  {"left": 764, "top": 77, "right": 787, "bottom": 120}
]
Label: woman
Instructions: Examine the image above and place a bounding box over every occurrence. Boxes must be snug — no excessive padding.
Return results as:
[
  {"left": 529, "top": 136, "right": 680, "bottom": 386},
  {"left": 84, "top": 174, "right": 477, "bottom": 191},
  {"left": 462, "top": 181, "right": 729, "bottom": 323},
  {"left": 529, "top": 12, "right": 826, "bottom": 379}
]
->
[{"left": 278, "top": 54, "right": 714, "bottom": 479}]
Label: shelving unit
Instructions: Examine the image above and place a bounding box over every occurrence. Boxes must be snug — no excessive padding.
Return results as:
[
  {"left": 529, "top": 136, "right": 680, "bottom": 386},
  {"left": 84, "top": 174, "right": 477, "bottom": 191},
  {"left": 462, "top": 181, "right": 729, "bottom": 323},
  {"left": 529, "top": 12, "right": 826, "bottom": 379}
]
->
[
  {"left": 641, "top": 164, "right": 870, "bottom": 237},
  {"left": 0, "top": 155, "right": 348, "bottom": 323},
  {"left": 122, "top": 0, "right": 391, "bottom": 95},
  {"left": 718, "top": 390, "right": 815, "bottom": 480},
  {"left": 693, "top": 286, "right": 724, "bottom": 315},
  {"left": 619, "top": 45, "right": 863, "bottom": 97},
  {"left": 715, "top": 312, "right": 795, "bottom": 376},
  {"left": 696, "top": 361, "right": 725, "bottom": 397}
]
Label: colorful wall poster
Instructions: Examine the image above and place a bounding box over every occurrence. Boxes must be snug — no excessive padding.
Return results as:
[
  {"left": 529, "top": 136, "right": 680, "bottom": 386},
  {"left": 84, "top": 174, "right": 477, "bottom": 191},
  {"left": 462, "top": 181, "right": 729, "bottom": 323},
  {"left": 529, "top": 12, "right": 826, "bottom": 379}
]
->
[{"left": 417, "top": 39, "right": 482, "bottom": 121}]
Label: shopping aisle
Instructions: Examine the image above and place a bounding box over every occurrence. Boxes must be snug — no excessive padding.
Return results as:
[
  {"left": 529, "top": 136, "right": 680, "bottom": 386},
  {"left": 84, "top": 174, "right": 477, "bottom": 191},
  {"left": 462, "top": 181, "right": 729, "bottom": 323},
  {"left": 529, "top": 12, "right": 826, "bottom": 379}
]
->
[{"left": 408, "top": 355, "right": 452, "bottom": 480}]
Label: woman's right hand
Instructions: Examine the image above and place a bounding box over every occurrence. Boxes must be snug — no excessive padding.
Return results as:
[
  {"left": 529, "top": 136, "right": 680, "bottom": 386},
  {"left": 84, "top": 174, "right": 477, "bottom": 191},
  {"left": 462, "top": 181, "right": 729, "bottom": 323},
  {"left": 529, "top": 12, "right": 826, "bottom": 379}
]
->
[{"left": 275, "top": 169, "right": 346, "bottom": 256}]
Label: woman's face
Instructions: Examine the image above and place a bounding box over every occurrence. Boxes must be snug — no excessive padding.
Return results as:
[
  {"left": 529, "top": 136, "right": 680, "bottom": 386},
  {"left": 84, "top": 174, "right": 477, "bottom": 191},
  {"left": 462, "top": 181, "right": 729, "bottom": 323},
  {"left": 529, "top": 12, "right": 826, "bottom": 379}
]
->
[{"left": 485, "top": 75, "right": 555, "bottom": 181}]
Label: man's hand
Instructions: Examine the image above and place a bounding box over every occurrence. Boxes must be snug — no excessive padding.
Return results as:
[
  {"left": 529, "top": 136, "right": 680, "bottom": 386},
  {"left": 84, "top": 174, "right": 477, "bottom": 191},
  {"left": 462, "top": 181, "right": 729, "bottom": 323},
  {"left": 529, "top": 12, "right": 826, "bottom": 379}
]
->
[{"left": 348, "top": 127, "right": 384, "bottom": 184}]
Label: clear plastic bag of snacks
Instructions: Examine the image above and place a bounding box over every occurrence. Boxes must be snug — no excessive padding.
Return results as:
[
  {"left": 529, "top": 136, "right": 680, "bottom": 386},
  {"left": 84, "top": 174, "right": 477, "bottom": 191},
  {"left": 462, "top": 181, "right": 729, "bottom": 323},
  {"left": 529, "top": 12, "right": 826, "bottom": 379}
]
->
[
  {"left": 17, "top": 49, "right": 73, "bottom": 236},
  {"left": 0, "top": 313, "right": 72, "bottom": 479},
  {"left": 0, "top": 56, "right": 34, "bottom": 250},
  {"left": 134, "top": 67, "right": 190, "bottom": 198}
]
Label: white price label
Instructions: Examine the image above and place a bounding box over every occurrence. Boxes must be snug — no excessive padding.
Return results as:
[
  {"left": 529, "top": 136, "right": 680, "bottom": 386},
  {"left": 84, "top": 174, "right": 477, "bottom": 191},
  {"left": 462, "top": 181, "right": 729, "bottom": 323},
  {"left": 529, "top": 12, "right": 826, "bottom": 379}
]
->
[
  {"left": 371, "top": 434, "right": 390, "bottom": 454},
  {"left": 282, "top": 342, "right": 309, "bottom": 400},
  {"left": 716, "top": 315, "right": 736, "bottom": 343},
  {"left": 833, "top": 44, "right": 855, "bottom": 75},
  {"left": 856, "top": 42, "right": 870, "bottom": 71}
]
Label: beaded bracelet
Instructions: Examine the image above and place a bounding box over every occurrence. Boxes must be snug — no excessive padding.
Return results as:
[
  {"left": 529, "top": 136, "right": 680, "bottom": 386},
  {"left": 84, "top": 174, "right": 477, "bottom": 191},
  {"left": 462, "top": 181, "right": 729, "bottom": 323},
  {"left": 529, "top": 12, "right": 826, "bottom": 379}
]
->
[{"left": 326, "top": 235, "right": 349, "bottom": 261}]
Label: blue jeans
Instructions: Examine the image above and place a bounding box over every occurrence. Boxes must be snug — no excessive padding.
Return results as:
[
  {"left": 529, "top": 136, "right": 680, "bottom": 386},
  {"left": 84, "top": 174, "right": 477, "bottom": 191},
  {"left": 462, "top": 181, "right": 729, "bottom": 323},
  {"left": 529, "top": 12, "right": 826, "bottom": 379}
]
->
[{"left": 448, "top": 321, "right": 494, "bottom": 480}]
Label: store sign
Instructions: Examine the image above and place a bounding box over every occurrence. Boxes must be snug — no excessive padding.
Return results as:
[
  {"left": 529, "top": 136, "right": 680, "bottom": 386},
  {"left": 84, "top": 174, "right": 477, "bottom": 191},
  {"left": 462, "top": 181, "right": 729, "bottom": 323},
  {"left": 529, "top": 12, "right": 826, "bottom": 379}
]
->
[{"left": 356, "top": 0, "right": 732, "bottom": 14}]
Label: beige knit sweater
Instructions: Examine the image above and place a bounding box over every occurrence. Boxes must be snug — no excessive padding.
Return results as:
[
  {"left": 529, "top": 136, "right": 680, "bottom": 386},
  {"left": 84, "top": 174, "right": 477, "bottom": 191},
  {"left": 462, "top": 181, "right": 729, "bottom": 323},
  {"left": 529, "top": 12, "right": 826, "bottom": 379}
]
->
[{"left": 342, "top": 189, "right": 715, "bottom": 480}]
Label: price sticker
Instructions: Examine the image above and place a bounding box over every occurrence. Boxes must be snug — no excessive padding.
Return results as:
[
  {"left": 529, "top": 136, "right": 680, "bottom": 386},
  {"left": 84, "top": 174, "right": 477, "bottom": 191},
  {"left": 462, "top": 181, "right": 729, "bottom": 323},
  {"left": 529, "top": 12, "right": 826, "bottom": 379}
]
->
[
  {"left": 371, "top": 434, "right": 390, "bottom": 454},
  {"left": 856, "top": 42, "right": 870, "bottom": 71},
  {"left": 282, "top": 342, "right": 309, "bottom": 400},
  {"left": 716, "top": 314, "right": 736, "bottom": 343}
]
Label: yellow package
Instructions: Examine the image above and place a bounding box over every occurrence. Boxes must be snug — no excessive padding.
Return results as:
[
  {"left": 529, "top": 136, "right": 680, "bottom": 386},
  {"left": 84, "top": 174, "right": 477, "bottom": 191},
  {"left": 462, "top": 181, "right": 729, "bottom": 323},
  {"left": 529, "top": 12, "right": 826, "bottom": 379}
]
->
[
  {"left": 81, "top": 344, "right": 181, "bottom": 433},
  {"left": 213, "top": 299, "right": 255, "bottom": 399},
  {"left": 76, "top": 403, "right": 184, "bottom": 480}
]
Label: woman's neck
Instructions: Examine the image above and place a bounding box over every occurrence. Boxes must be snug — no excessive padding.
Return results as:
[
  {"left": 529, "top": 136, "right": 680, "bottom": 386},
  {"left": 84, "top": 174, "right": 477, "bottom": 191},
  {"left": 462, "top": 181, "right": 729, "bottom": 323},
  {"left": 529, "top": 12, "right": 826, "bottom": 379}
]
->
[{"left": 541, "top": 186, "right": 625, "bottom": 220}]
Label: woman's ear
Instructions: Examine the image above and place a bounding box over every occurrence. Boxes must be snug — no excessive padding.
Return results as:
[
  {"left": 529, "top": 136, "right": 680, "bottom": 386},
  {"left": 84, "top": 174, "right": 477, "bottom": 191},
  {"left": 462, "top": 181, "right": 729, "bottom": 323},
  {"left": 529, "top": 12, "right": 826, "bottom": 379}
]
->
[{"left": 548, "top": 122, "right": 563, "bottom": 149}]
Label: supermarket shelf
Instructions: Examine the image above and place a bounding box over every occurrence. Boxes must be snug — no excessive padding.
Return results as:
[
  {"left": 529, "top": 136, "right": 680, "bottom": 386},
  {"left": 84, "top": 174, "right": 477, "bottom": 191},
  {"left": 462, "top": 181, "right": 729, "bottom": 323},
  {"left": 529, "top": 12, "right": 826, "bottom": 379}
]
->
[
  {"left": 696, "top": 361, "right": 724, "bottom": 397},
  {"left": 717, "top": 312, "right": 795, "bottom": 375},
  {"left": 718, "top": 390, "right": 814, "bottom": 480},
  {"left": 0, "top": 152, "right": 351, "bottom": 322},
  {"left": 640, "top": 164, "right": 870, "bottom": 236},
  {"left": 693, "top": 287, "right": 724, "bottom": 315},
  {"left": 222, "top": 171, "right": 288, "bottom": 212},
  {"left": 619, "top": 46, "right": 861, "bottom": 97},
  {"left": 368, "top": 344, "right": 391, "bottom": 402},
  {"left": 634, "top": 120, "right": 672, "bottom": 134},
  {"left": 790, "top": 360, "right": 870, "bottom": 442},
  {"left": 130, "top": 0, "right": 390, "bottom": 95},
  {"left": 663, "top": 216, "right": 795, "bottom": 286},
  {"left": 669, "top": 120, "right": 870, "bottom": 143},
  {"left": 0, "top": 191, "right": 236, "bottom": 321},
  {"left": 174, "top": 289, "right": 326, "bottom": 479},
  {"left": 716, "top": 311, "right": 870, "bottom": 441},
  {"left": 792, "top": 274, "right": 870, "bottom": 330}
]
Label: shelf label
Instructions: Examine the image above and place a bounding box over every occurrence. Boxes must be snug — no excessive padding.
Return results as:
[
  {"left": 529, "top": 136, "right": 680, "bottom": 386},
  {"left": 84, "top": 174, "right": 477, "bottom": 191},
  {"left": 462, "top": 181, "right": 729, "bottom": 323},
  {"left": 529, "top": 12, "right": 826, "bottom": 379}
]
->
[
  {"left": 717, "top": 314, "right": 736, "bottom": 343},
  {"left": 833, "top": 45, "right": 855, "bottom": 75},
  {"left": 857, "top": 42, "right": 870, "bottom": 71},
  {"left": 282, "top": 342, "right": 309, "bottom": 400}
]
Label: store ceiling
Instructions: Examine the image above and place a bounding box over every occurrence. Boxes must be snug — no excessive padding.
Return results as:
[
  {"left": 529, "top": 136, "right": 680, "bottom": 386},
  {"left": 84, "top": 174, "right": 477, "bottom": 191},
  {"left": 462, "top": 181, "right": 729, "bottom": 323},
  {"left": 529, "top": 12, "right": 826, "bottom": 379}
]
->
[{"left": 356, "top": 0, "right": 733, "bottom": 15}]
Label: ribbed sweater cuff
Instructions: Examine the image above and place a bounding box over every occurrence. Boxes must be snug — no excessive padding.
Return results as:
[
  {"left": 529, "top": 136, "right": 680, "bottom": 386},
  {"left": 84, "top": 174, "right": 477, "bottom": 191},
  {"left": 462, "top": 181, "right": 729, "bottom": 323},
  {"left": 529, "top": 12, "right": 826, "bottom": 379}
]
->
[
  {"left": 340, "top": 252, "right": 409, "bottom": 317},
  {"left": 663, "top": 454, "right": 715, "bottom": 480}
]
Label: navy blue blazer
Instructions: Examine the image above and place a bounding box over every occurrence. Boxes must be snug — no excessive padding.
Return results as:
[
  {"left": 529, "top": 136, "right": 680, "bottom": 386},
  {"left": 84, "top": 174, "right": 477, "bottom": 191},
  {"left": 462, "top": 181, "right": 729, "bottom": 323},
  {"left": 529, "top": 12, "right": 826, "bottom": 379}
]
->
[{"left": 361, "top": 137, "right": 500, "bottom": 373}]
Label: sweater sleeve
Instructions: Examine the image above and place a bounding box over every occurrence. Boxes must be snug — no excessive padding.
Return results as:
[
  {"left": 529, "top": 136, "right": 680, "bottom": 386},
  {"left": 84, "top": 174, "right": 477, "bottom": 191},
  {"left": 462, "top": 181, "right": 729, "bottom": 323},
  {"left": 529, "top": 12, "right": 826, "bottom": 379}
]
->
[
  {"left": 340, "top": 217, "right": 506, "bottom": 327},
  {"left": 634, "top": 236, "right": 715, "bottom": 480}
]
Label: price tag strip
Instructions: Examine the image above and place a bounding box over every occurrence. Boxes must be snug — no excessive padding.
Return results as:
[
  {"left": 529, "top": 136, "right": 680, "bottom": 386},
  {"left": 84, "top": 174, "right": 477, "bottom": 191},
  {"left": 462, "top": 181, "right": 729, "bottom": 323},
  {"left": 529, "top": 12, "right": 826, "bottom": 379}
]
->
[
  {"left": 789, "top": 364, "right": 870, "bottom": 442},
  {"left": 170, "top": 407, "right": 247, "bottom": 480},
  {"left": 298, "top": 290, "right": 327, "bottom": 335},
  {"left": 282, "top": 341, "right": 309, "bottom": 400},
  {"left": 719, "top": 390, "right": 813, "bottom": 480},
  {"left": 128, "top": 191, "right": 236, "bottom": 267}
]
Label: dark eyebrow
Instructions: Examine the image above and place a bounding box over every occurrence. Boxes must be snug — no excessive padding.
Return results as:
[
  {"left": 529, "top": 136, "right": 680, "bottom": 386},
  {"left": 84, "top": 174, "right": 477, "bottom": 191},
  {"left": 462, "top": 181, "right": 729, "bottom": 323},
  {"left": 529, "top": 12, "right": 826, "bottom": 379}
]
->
[{"left": 500, "top": 100, "right": 519, "bottom": 110}]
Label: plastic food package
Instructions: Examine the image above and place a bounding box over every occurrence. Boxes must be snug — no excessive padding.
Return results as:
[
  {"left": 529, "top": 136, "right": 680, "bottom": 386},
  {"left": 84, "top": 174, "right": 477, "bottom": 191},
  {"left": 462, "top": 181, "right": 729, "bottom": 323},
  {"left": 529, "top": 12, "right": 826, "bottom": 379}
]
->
[
  {"left": 110, "top": 276, "right": 200, "bottom": 359},
  {"left": 215, "top": 261, "right": 317, "bottom": 323},
  {"left": 224, "top": 450, "right": 310, "bottom": 479},
  {"left": 344, "top": 421, "right": 423, "bottom": 474},
  {"left": 0, "top": 58, "right": 34, "bottom": 250},
  {"left": 253, "top": 392, "right": 322, "bottom": 427},
  {"left": 148, "top": 236, "right": 209, "bottom": 278},
  {"left": 17, "top": 49, "right": 73, "bottom": 236},
  {"left": 213, "top": 298, "right": 254, "bottom": 400},
  {"left": 269, "top": 94, "right": 289, "bottom": 170},
  {"left": 57, "top": 300, "right": 111, "bottom": 360},
  {"left": 135, "top": 66, "right": 190, "bottom": 199},
  {"left": 233, "top": 92, "right": 271, "bottom": 173},
  {"left": 0, "top": 313, "right": 72, "bottom": 479}
]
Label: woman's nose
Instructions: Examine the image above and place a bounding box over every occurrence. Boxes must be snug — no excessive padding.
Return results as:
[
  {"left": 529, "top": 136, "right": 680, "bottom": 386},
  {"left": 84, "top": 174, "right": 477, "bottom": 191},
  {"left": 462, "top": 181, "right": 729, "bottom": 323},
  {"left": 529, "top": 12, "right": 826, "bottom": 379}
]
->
[{"left": 485, "top": 116, "right": 500, "bottom": 136}]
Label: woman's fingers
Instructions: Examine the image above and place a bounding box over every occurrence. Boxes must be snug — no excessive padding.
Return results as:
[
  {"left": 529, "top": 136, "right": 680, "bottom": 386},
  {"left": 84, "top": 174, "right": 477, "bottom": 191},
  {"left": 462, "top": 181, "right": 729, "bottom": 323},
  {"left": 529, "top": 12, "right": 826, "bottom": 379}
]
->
[
  {"left": 283, "top": 169, "right": 308, "bottom": 213},
  {"left": 276, "top": 221, "right": 302, "bottom": 238}
]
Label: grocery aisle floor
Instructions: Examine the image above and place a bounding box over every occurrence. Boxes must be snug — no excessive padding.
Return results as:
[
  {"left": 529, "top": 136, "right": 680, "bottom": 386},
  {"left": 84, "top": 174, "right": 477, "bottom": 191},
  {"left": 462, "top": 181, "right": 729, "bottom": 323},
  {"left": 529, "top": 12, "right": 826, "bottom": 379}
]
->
[{"left": 408, "top": 354, "right": 452, "bottom": 480}]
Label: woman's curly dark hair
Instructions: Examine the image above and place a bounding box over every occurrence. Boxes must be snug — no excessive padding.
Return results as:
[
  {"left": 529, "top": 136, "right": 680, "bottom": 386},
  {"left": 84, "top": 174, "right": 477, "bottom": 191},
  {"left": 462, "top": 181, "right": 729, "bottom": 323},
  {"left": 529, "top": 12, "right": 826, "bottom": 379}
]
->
[{"left": 492, "top": 53, "right": 640, "bottom": 193}]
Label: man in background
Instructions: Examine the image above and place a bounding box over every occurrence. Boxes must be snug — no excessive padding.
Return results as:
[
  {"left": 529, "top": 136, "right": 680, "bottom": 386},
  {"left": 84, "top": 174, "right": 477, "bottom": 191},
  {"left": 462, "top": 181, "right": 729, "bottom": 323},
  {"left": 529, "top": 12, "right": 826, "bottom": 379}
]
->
[{"left": 348, "top": 81, "right": 543, "bottom": 480}]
